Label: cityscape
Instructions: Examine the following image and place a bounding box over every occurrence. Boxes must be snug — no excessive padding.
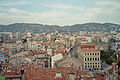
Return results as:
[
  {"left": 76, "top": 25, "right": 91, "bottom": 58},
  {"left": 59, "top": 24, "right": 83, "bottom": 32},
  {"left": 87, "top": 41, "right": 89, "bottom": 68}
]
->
[{"left": 0, "top": 0, "right": 120, "bottom": 80}]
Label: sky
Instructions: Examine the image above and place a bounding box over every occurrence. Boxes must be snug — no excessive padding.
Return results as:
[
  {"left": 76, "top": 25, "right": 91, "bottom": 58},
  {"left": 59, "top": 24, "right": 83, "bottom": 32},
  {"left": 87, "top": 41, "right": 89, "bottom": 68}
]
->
[{"left": 0, "top": 0, "right": 120, "bottom": 26}]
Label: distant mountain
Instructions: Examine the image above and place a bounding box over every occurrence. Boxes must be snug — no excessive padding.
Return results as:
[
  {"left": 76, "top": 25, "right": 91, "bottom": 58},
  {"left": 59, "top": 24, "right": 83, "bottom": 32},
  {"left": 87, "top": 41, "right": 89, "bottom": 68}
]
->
[{"left": 0, "top": 23, "right": 120, "bottom": 33}]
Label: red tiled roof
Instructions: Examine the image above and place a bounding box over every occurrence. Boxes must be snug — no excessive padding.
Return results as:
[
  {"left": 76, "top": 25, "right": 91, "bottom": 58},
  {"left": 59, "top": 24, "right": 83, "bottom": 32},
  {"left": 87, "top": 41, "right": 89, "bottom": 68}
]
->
[
  {"left": 85, "top": 77, "right": 93, "bottom": 80},
  {"left": 24, "top": 67, "right": 75, "bottom": 80},
  {"left": 94, "top": 77, "right": 106, "bottom": 80},
  {"left": 54, "top": 49, "right": 69, "bottom": 56},
  {"left": 25, "top": 70, "right": 56, "bottom": 80},
  {"left": 80, "top": 45, "right": 95, "bottom": 49},
  {"left": 76, "top": 70, "right": 88, "bottom": 76},
  {"left": 2, "top": 63, "right": 11, "bottom": 67},
  {"left": 81, "top": 43, "right": 94, "bottom": 45},
  {"left": 4, "top": 71, "right": 21, "bottom": 76},
  {"left": 54, "top": 49, "right": 66, "bottom": 53},
  {"left": 79, "top": 43, "right": 99, "bottom": 52},
  {"left": 5, "top": 38, "right": 20, "bottom": 42},
  {"left": 75, "top": 70, "right": 106, "bottom": 80},
  {"left": 81, "top": 48, "right": 98, "bottom": 52},
  {"left": 35, "top": 50, "right": 46, "bottom": 54},
  {"left": 24, "top": 66, "right": 35, "bottom": 72}
]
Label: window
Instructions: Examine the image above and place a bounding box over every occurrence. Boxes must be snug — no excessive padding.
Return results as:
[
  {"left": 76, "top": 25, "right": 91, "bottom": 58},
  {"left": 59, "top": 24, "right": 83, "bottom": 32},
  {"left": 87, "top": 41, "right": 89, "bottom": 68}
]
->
[
  {"left": 88, "top": 58, "right": 89, "bottom": 61},
  {"left": 98, "top": 63, "right": 100, "bottom": 67},
  {"left": 93, "top": 58, "right": 94, "bottom": 61},
  {"left": 90, "top": 58, "right": 92, "bottom": 61},
  {"left": 95, "top": 58, "right": 97, "bottom": 61},
  {"left": 98, "top": 65, "right": 99, "bottom": 67},
  {"left": 90, "top": 53, "right": 91, "bottom": 55},
  {"left": 95, "top": 53, "right": 96, "bottom": 55},
  {"left": 85, "top": 58, "right": 86, "bottom": 61},
  {"left": 98, "top": 53, "right": 99, "bottom": 55},
  {"left": 93, "top": 53, "right": 94, "bottom": 55},
  {"left": 98, "top": 58, "right": 99, "bottom": 61}
]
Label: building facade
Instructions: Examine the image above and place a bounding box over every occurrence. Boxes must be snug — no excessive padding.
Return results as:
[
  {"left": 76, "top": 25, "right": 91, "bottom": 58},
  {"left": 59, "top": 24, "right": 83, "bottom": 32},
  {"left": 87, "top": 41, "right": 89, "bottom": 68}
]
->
[{"left": 77, "top": 43, "right": 101, "bottom": 69}]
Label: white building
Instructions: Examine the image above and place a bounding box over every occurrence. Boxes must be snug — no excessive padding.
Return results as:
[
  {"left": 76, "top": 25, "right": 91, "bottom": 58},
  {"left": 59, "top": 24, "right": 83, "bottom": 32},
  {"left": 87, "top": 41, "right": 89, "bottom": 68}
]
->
[
  {"left": 51, "top": 53, "right": 63, "bottom": 68},
  {"left": 77, "top": 43, "right": 101, "bottom": 69}
]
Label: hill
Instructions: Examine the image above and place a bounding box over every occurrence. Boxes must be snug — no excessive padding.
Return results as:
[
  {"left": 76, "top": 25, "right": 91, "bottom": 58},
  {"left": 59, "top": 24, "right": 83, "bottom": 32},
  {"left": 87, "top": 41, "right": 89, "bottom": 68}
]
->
[{"left": 0, "top": 23, "right": 119, "bottom": 33}]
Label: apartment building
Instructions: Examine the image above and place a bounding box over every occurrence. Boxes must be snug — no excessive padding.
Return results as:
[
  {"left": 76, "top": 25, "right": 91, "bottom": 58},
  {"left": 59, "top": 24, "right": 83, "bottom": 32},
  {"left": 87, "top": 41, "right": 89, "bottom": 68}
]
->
[{"left": 77, "top": 43, "right": 101, "bottom": 69}]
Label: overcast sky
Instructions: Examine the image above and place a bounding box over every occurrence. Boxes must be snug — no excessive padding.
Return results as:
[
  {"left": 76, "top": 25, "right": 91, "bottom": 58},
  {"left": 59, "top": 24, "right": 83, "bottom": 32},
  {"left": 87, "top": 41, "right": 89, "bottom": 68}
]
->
[{"left": 0, "top": 0, "right": 120, "bottom": 25}]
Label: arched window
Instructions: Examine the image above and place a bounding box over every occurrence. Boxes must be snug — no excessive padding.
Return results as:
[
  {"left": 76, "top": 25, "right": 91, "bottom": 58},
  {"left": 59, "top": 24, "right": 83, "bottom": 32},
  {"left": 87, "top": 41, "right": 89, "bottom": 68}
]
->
[
  {"left": 95, "top": 58, "right": 97, "bottom": 61},
  {"left": 88, "top": 58, "right": 89, "bottom": 61},
  {"left": 98, "top": 53, "right": 99, "bottom": 55},
  {"left": 85, "top": 58, "right": 86, "bottom": 61},
  {"left": 90, "top": 58, "right": 92, "bottom": 61},
  {"left": 98, "top": 58, "right": 99, "bottom": 61}
]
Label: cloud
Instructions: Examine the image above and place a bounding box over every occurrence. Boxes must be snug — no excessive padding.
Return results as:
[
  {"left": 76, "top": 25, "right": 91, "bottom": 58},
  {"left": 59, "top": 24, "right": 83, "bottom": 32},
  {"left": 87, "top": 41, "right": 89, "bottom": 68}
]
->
[
  {"left": 96, "top": 1, "right": 115, "bottom": 6},
  {"left": 0, "top": 8, "right": 70, "bottom": 25},
  {"left": 8, "top": 8, "right": 30, "bottom": 15},
  {"left": 0, "top": 7, "right": 3, "bottom": 10},
  {"left": 95, "top": 1, "right": 120, "bottom": 9},
  {"left": 0, "top": 1, "right": 32, "bottom": 6},
  {"left": 0, "top": 6, "right": 107, "bottom": 25},
  {"left": 43, "top": 3, "right": 85, "bottom": 11},
  {"left": 0, "top": 2, "right": 120, "bottom": 26},
  {"left": 95, "top": 1, "right": 120, "bottom": 14}
]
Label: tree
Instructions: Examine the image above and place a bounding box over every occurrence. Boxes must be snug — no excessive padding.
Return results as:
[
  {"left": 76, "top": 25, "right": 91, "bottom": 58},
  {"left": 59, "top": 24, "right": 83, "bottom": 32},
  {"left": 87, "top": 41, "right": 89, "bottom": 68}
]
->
[
  {"left": 100, "top": 50, "right": 109, "bottom": 60},
  {"left": 106, "top": 58, "right": 114, "bottom": 65},
  {"left": 117, "top": 60, "right": 120, "bottom": 68},
  {"left": 112, "top": 54, "right": 117, "bottom": 60}
]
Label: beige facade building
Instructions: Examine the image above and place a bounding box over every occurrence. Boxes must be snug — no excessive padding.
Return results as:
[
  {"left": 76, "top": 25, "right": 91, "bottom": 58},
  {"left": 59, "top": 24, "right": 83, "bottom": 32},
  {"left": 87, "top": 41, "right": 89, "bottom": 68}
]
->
[{"left": 77, "top": 43, "right": 101, "bottom": 69}]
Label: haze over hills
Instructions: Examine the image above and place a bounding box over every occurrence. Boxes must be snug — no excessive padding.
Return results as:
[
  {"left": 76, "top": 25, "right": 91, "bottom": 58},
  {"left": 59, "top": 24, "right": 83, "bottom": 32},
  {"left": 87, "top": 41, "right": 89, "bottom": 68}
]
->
[{"left": 0, "top": 23, "right": 120, "bottom": 33}]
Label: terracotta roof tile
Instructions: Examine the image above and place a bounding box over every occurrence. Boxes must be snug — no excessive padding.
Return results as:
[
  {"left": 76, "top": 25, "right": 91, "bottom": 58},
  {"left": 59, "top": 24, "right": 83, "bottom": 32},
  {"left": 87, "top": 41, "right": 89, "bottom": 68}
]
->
[
  {"left": 81, "top": 48, "right": 98, "bottom": 52},
  {"left": 4, "top": 71, "right": 21, "bottom": 76}
]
